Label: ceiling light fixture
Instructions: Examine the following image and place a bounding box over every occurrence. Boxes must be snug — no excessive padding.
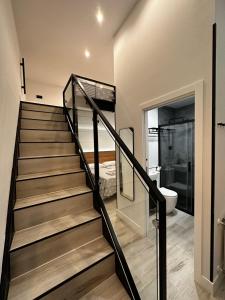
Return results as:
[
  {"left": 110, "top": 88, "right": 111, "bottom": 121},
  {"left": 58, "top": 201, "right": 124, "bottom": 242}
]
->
[
  {"left": 96, "top": 8, "right": 104, "bottom": 25},
  {"left": 85, "top": 49, "right": 90, "bottom": 58}
]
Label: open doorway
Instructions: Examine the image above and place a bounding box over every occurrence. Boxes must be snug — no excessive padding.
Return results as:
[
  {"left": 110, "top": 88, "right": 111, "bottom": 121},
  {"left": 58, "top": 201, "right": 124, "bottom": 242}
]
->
[
  {"left": 145, "top": 96, "right": 199, "bottom": 298},
  {"left": 146, "top": 96, "right": 195, "bottom": 216}
]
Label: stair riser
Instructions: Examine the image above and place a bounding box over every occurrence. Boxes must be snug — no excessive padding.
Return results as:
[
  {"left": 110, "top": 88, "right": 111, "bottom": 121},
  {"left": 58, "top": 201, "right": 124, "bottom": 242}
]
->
[
  {"left": 19, "top": 143, "right": 75, "bottom": 157},
  {"left": 21, "top": 110, "right": 65, "bottom": 121},
  {"left": 18, "top": 155, "right": 80, "bottom": 175},
  {"left": 21, "top": 119, "right": 68, "bottom": 130},
  {"left": 20, "top": 130, "right": 72, "bottom": 142},
  {"left": 40, "top": 255, "right": 115, "bottom": 300},
  {"left": 14, "top": 193, "right": 93, "bottom": 230},
  {"left": 16, "top": 172, "right": 86, "bottom": 198},
  {"left": 22, "top": 103, "right": 63, "bottom": 114},
  {"left": 11, "top": 219, "right": 102, "bottom": 279}
]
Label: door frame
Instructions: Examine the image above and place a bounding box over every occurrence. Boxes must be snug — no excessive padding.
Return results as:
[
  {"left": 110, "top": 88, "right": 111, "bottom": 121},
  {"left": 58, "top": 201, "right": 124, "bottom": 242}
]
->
[{"left": 139, "top": 80, "right": 211, "bottom": 291}]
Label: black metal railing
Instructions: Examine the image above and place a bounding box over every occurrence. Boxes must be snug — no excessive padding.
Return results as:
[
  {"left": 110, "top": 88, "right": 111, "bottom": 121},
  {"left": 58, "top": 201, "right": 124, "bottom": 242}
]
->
[
  {"left": 63, "top": 74, "right": 167, "bottom": 300},
  {"left": 74, "top": 74, "right": 116, "bottom": 103}
]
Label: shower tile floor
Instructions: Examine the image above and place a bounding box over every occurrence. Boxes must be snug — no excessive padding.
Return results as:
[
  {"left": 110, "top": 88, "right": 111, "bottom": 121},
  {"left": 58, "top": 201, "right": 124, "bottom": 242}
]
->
[{"left": 105, "top": 197, "right": 225, "bottom": 300}]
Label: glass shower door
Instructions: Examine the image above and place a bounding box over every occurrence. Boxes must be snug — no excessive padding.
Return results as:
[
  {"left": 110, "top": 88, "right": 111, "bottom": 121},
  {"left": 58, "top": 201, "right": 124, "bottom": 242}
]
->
[{"left": 159, "top": 121, "right": 194, "bottom": 215}]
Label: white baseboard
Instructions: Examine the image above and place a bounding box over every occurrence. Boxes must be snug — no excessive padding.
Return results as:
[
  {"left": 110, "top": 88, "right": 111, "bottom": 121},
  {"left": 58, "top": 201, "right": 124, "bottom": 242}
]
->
[
  {"left": 116, "top": 209, "right": 144, "bottom": 236},
  {"left": 196, "top": 275, "right": 213, "bottom": 294},
  {"left": 195, "top": 271, "right": 225, "bottom": 296},
  {"left": 212, "top": 270, "right": 225, "bottom": 295}
]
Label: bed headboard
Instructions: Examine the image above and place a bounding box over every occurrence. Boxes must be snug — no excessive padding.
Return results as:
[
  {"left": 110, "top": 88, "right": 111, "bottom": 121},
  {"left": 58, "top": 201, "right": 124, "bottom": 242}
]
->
[{"left": 85, "top": 151, "right": 116, "bottom": 164}]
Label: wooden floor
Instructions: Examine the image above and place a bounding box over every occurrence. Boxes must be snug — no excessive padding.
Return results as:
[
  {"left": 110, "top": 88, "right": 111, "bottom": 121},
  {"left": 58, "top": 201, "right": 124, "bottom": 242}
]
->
[{"left": 105, "top": 197, "right": 225, "bottom": 300}]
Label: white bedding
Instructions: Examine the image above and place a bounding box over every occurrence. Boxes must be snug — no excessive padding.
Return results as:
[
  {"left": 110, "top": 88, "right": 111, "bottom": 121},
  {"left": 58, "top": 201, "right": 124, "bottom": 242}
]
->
[{"left": 89, "top": 162, "right": 116, "bottom": 199}]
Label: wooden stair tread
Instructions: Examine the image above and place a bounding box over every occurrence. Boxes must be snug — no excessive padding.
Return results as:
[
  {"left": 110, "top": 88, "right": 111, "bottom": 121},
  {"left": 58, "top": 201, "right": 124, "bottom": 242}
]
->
[
  {"left": 11, "top": 209, "right": 100, "bottom": 251},
  {"left": 21, "top": 101, "right": 63, "bottom": 109},
  {"left": 15, "top": 186, "right": 92, "bottom": 209},
  {"left": 81, "top": 274, "right": 130, "bottom": 300},
  {"left": 21, "top": 109, "right": 63, "bottom": 115},
  {"left": 8, "top": 237, "right": 113, "bottom": 300},
  {"left": 18, "top": 153, "right": 78, "bottom": 160},
  {"left": 16, "top": 167, "right": 84, "bottom": 181}
]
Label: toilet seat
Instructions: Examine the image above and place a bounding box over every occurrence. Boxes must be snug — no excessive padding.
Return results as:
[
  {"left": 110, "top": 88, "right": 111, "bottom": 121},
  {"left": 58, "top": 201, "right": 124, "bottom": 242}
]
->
[{"left": 159, "top": 187, "right": 177, "bottom": 198}]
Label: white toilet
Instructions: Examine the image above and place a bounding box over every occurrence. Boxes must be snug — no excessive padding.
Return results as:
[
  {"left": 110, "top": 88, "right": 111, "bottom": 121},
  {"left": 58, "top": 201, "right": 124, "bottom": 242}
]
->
[
  {"left": 148, "top": 169, "right": 178, "bottom": 214},
  {"left": 159, "top": 187, "right": 178, "bottom": 214}
]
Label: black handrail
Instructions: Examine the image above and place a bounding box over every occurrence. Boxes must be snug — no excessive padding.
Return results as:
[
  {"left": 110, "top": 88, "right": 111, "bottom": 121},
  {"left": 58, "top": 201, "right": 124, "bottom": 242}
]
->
[
  {"left": 20, "top": 58, "right": 26, "bottom": 94},
  {"left": 63, "top": 74, "right": 167, "bottom": 300}
]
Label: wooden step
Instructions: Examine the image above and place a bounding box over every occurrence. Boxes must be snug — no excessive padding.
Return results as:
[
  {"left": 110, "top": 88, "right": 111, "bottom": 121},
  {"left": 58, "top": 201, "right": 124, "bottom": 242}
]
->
[
  {"left": 15, "top": 186, "right": 92, "bottom": 209},
  {"left": 14, "top": 189, "right": 93, "bottom": 230},
  {"left": 11, "top": 209, "right": 100, "bottom": 250},
  {"left": 81, "top": 274, "right": 130, "bottom": 299},
  {"left": 18, "top": 154, "right": 80, "bottom": 176},
  {"left": 21, "top": 102, "right": 63, "bottom": 114},
  {"left": 16, "top": 169, "right": 86, "bottom": 198},
  {"left": 20, "top": 118, "right": 68, "bottom": 130},
  {"left": 11, "top": 211, "right": 102, "bottom": 278},
  {"left": 8, "top": 237, "right": 114, "bottom": 300},
  {"left": 20, "top": 129, "right": 71, "bottom": 143},
  {"left": 40, "top": 255, "right": 115, "bottom": 300},
  {"left": 19, "top": 142, "right": 75, "bottom": 156},
  {"left": 21, "top": 110, "right": 65, "bottom": 121}
]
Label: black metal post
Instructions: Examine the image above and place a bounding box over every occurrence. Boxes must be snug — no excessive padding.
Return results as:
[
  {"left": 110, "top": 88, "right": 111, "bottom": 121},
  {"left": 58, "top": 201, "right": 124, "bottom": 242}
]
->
[
  {"left": 159, "top": 201, "right": 167, "bottom": 300},
  {"left": 210, "top": 23, "right": 217, "bottom": 282},
  {"left": 72, "top": 78, "right": 77, "bottom": 135},
  {"left": 93, "top": 111, "right": 100, "bottom": 199},
  {"left": 20, "top": 58, "right": 26, "bottom": 94},
  {"left": 72, "top": 77, "right": 79, "bottom": 153}
]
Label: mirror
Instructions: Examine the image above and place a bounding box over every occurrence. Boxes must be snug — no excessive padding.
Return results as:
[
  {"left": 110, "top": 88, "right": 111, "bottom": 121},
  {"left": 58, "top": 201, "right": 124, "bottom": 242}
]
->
[{"left": 119, "top": 127, "right": 134, "bottom": 201}]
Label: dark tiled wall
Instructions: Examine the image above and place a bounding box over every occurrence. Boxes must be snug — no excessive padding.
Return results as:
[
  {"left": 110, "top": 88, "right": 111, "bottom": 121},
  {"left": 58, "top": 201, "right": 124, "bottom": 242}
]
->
[{"left": 158, "top": 104, "right": 194, "bottom": 125}]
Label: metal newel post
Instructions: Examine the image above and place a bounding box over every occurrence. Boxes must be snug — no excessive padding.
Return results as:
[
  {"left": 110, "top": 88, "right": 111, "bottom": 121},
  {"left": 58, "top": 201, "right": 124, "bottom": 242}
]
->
[
  {"left": 159, "top": 200, "right": 167, "bottom": 300},
  {"left": 93, "top": 111, "right": 100, "bottom": 196}
]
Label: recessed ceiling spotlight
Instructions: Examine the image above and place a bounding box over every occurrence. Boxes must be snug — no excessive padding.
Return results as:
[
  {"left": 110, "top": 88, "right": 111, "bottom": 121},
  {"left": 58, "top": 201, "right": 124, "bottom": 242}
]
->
[
  {"left": 85, "top": 49, "right": 90, "bottom": 58},
  {"left": 96, "top": 8, "right": 104, "bottom": 25}
]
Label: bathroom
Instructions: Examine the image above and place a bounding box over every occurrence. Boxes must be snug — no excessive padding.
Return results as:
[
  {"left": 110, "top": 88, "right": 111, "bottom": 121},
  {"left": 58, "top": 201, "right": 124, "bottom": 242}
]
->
[
  {"left": 145, "top": 96, "right": 196, "bottom": 295},
  {"left": 146, "top": 96, "right": 195, "bottom": 216}
]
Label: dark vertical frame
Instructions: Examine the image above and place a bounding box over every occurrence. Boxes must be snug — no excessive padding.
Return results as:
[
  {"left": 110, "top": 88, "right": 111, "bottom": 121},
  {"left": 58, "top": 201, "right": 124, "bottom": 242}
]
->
[
  {"left": 72, "top": 77, "right": 78, "bottom": 137},
  {"left": 93, "top": 110, "right": 100, "bottom": 202},
  {"left": 20, "top": 58, "right": 26, "bottom": 94},
  {"left": 210, "top": 23, "right": 217, "bottom": 282},
  {"left": 159, "top": 200, "right": 167, "bottom": 300}
]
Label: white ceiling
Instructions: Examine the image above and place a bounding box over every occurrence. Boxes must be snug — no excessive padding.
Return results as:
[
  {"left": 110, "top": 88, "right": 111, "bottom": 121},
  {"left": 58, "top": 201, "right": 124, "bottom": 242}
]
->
[{"left": 12, "top": 0, "right": 138, "bottom": 86}]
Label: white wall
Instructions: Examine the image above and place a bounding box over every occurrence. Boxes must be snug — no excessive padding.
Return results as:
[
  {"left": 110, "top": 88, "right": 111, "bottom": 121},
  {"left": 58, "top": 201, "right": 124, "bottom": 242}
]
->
[
  {"left": 114, "top": 0, "right": 213, "bottom": 281},
  {"left": 0, "top": 0, "right": 21, "bottom": 276},
  {"left": 214, "top": 0, "right": 225, "bottom": 280},
  {"left": 26, "top": 79, "right": 63, "bottom": 106},
  {"left": 147, "top": 109, "right": 158, "bottom": 169}
]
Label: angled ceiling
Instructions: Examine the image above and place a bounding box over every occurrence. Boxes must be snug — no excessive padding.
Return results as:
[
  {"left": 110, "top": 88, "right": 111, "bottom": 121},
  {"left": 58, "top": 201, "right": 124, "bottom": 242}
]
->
[{"left": 12, "top": 0, "right": 138, "bottom": 86}]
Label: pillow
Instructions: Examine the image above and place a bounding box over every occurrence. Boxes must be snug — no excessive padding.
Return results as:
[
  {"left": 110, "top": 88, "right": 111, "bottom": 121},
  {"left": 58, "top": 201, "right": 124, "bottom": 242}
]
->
[{"left": 102, "top": 160, "right": 115, "bottom": 167}]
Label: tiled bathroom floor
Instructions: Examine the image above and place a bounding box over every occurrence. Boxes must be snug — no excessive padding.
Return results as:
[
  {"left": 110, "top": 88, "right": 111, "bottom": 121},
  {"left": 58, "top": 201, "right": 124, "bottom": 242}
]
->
[{"left": 105, "top": 198, "right": 225, "bottom": 299}]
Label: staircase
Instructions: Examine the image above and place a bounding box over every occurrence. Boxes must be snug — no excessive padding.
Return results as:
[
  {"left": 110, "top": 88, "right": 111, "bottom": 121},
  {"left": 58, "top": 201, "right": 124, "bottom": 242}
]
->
[{"left": 7, "top": 102, "right": 129, "bottom": 299}]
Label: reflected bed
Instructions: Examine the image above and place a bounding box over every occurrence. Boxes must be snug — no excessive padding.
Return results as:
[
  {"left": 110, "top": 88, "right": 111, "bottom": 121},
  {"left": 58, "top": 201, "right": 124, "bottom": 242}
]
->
[{"left": 89, "top": 161, "right": 116, "bottom": 199}]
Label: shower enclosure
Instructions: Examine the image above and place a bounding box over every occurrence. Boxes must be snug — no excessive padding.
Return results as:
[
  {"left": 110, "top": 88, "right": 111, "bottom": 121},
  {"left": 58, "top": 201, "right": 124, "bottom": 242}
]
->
[{"left": 159, "top": 120, "right": 195, "bottom": 215}]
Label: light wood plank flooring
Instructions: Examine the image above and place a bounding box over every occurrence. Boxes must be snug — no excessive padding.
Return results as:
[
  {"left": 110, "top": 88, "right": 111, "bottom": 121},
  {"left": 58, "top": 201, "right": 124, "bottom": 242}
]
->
[{"left": 104, "top": 197, "right": 225, "bottom": 300}]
